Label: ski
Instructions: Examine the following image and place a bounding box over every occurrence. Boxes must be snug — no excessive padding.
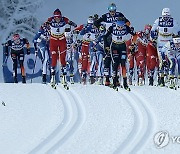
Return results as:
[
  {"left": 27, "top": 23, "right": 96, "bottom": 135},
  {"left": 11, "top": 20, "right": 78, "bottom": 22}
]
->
[
  {"left": 50, "top": 83, "right": 57, "bottom": 89},
  {"left": 124, "top": 87, "right": 131, "bottom": 91},
  {"left": 62, "top": 83, "right": 69, "bottom": 90},
  {"left": 2, "top": 101, "right": 6, "bottom": 106},
  {"left": 168, "top": 85, "right": 177, "bottom": 90}
]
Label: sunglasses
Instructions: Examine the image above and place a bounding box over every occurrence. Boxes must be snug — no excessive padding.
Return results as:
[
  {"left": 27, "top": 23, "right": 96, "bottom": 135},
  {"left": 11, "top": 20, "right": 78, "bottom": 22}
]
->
[
  {"left": 109, "top": 10, "right": 116, "bottom": 13},
  {"left": 117, "top": 25, "right": 124, "bottom": 30}
]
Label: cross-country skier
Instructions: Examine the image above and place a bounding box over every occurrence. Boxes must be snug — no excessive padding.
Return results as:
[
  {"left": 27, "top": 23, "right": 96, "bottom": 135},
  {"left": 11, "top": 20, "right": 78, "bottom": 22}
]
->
[
  {"left": 3, "top": 33, "right": 30, "bottom": 83},
  {"left": 151, "top": 8, "right": 179, "bottom": 86},
  {"left": 75, "top": 16, "right": 99, "bottom": 84},
  {"left": 162, "top": 36, "right": 180, "bottom": 88},
  {"left": 89, "top": 24, "right": 106, "bottom": 85},
  {"left": 94, "top": 3, "right": 131, "bottom": 86},
  {"left": 64, "top": 27, "right": 76, "bottom": 84},
  {"left": 127, "top": 24, "right": 152, "bottom": 86},
  {"left": 104, "top": 19, "right": 135, "bottom": 90},
  {"left": 45, "top": 8, "right": 77, "bottom": 88},
  {"left": 33, "top": 22, "right": 51, "bottom": 84}
]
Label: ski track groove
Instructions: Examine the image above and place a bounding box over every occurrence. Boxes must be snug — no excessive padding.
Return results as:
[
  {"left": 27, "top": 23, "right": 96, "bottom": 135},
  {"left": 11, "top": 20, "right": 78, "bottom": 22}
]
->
[
  {"left": 114, "top": 89, "right": 156, "bottom": 154},
  {"left": 29, "top": 85, "right": 86, "bottom": 154},
  {"left": 47, "top": 85, "right": 86, "bottom": 154}
]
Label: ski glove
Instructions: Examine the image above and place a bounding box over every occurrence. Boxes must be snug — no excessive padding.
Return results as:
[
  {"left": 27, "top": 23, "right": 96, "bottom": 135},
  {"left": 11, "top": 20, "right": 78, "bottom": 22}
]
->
[
  {"left": 129, "top": 44, "right": 136, "bottom": 54},
  {"left": 105, "top": 47, "right": 110, "bottom": 54},
  {"left": 69, "top": 21, "right": 77, "bottom": 28}
]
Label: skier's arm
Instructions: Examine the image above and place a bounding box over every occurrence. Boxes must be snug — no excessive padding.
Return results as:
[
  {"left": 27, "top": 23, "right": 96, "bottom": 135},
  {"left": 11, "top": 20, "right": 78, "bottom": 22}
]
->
[
  {"left": 151, "top": 19, "right": 159, "bottom": 40},
  {"left": 94, "top": 14, "right": 106, "bottom": 28},
  {"left": 23, "top": 38, "right": 30, "bottom": 55},
  {"left": 80, "top": 24, "right": 92, "bottom": 35},
  {"left": 64, "top": 17, "right": 77, "bottom": 27},
  {"left": 33, "top": 28, "right": 43, "bottom": 43},
  {"left": 118, "top": 13, "right": 131, "bottom": 26},
  {"left": 126, "top": 25, "right": 135, "bottom": 36},
  {"left": 103, "top": 26, "right": 113, "bottom": 51}
]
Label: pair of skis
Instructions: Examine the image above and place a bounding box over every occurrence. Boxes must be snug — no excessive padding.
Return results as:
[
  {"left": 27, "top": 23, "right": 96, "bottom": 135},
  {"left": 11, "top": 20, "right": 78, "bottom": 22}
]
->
[
  {"left": 50, "top": 75, "right": 69, "bottom": 90},
  {"left": 107, "top": 83, "right": 131, "bottom": 92},
  {"left": 50, "top": 82, "right": 69, "bottom": 90}
]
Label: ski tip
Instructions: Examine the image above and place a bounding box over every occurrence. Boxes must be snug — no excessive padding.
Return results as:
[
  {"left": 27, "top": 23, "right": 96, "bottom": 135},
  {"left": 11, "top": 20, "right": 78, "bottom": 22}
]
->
[{"left": 2, "top": 101, "right": 6, "bottom": 106}]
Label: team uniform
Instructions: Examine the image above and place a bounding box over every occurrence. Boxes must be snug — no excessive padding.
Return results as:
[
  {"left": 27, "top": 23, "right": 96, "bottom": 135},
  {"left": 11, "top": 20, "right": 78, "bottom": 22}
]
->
[
  {"left": 89, "top": 25, "right": 106, "bottom": 84},
  {"left": 46, "top": 9, "right": 77, "bottom": 87},
  {"left": 151, "top": 8, "right": 179, "bottom": 86},
  {"left": 104, "top": 20, "right": 135, "bottom": 90},
  {"left": 127, "top": 25, "right": 152, "bottom": 85},
  {"left": 146, "top": 40, "right": 158, "bottom": 86},
  {"left": 94, "top": 3, "right": 131, "bottom": 86},
  {"left": 4, "top": 34, "right": 30, "bottom": 83},
  {"left": 75, "top": 17, "right": 99, "bottom": 84},
  {"left": 64, "top": 27, "right": 76, "bottom": 84},
  {"left": 162, "top": 37, "right": 180, "bottom": 88},
  {"left": 33, "top": 22, "right": 51, "bottom": 84}
]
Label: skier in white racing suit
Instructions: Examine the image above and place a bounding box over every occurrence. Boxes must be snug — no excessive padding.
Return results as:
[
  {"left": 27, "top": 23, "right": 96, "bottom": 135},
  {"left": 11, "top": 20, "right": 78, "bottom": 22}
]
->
[
  {"left": 151, "top": 8, "right": 179, "bottom": 86},
  {"left": 162, "top": 36, "right": 180, "bottom": 88}
]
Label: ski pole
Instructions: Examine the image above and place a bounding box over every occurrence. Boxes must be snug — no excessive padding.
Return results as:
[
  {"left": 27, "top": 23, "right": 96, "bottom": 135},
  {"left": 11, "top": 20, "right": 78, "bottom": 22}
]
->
[
  {"left": 2, "top": 56, "right": 8, "bottom": 67},
  {"left": 31, "top": 54, "right": 38, "bottom": 83}
]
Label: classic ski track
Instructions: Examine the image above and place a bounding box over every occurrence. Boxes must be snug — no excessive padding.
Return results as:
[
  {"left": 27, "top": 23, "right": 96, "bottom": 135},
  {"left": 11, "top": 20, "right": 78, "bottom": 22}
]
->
[
  {"left": 29, "top": 85, "right": 86, "bottom": 154},
  {"left": 47, "top": 85, "right": 86, "bottom": 153},
  {"left": 114, "top": 89, "right": 156, "bottom": 154}
]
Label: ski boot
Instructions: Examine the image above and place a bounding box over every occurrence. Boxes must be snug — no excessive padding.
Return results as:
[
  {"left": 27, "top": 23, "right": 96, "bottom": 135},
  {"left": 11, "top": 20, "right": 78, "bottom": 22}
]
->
[
  {"left": 105, "top": 76, "right": 111, "bottom": 86},
  {"left": 159, "top": 76, "right": 165, "bottom": 87},
  {"left": 116, "top": 76, "right": 121, "bottom": 87},
  {"left": 97, "top": 77, "right": 103, "bottom": 85},
  {"left": 149, "top": 76, "right": 154, "bottom": 86},
  {"left": 123, "top": 77, "right": 131, "bottom": 91},
  {"left": 129, "top": 75, "right": 133, "bottom": 85},
  {"left": 70, "top": 74, "right": 74, "bottom": 84},
  {"left": 138, "top": 77, "right": 143, "bottom": 86},
  {"left": 169, "top": 77, "right": 176, "bottom": 89},
  {"left": 13, "top": 76, "right": 18, "bottom": 83},
  {"left": 112, "top": 77, "right": 118, "bottom": 91},
  {"left": 42, "top": 74, "right": 46, "bottom": 84},
  {"left": 90, "top": 76, "right": 96, "bottom": 84},
  {"left": 50, "top": 75, "right": 56, "bottom": 89},
  {"left": 62, "top": 74, "right": 69, "bottom": 90},
  {"left": 112, "top": 85, "right": 118, "bottom": 91},
  {"left": 81, "top": 71, "right": 87, "bottom": 85},
  {"left": 22, "top": 76, "right": 26, "bottom": 84}
]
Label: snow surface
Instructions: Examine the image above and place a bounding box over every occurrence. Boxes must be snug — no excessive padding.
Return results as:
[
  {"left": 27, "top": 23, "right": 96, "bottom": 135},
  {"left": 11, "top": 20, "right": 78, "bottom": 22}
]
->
[
  {"left": 1, "top": 0, "right": 180, "bottom": 153},
  {"left": 1, "top": 83, "right": 180, "bottom": 154}
]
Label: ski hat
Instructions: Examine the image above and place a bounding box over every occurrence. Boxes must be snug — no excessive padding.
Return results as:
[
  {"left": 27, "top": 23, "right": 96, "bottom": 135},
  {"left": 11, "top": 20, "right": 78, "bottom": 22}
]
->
[
  {"left": 162, "top": 8, "right": 171, "bottom": 17},
  {"left": 54, "top": 8, "right": 62, "bottom": 18},
  {"left": 108, "top": 3, "right": 116, "bottom": 12},
  {"left": 87, "top": 16, "right": 94, "bottom": 24},
  {"left": 144, "top": 24, "right": 152, "bottom": 34}
]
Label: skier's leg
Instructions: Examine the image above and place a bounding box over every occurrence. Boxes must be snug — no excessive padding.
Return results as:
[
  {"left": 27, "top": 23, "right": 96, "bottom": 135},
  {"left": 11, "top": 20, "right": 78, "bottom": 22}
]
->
[
  {"left": 49, "top": 39, "right": 58, "bottom": 85},
  {"left": 11, "top": 53, "right": 18, "bottom": 83},
  {"left": 19, "top": 52, "right": 26, "bottom": 83}
]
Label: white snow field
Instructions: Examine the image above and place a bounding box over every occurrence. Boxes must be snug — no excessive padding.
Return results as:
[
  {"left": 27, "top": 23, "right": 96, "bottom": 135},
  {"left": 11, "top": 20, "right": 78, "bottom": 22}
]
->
[
  {"left": 1, "top": 0, "right": 180, "bottom": 153},
  {"left": 0, "top": 83, "right": 180, "bottom": 154}
]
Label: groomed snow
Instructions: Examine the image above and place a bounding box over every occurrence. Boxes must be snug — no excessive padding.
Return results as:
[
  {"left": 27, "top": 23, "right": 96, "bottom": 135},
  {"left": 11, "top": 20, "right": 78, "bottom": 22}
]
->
[{"left": 0, "top": 83, "right": 180, "bottom": 154}]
